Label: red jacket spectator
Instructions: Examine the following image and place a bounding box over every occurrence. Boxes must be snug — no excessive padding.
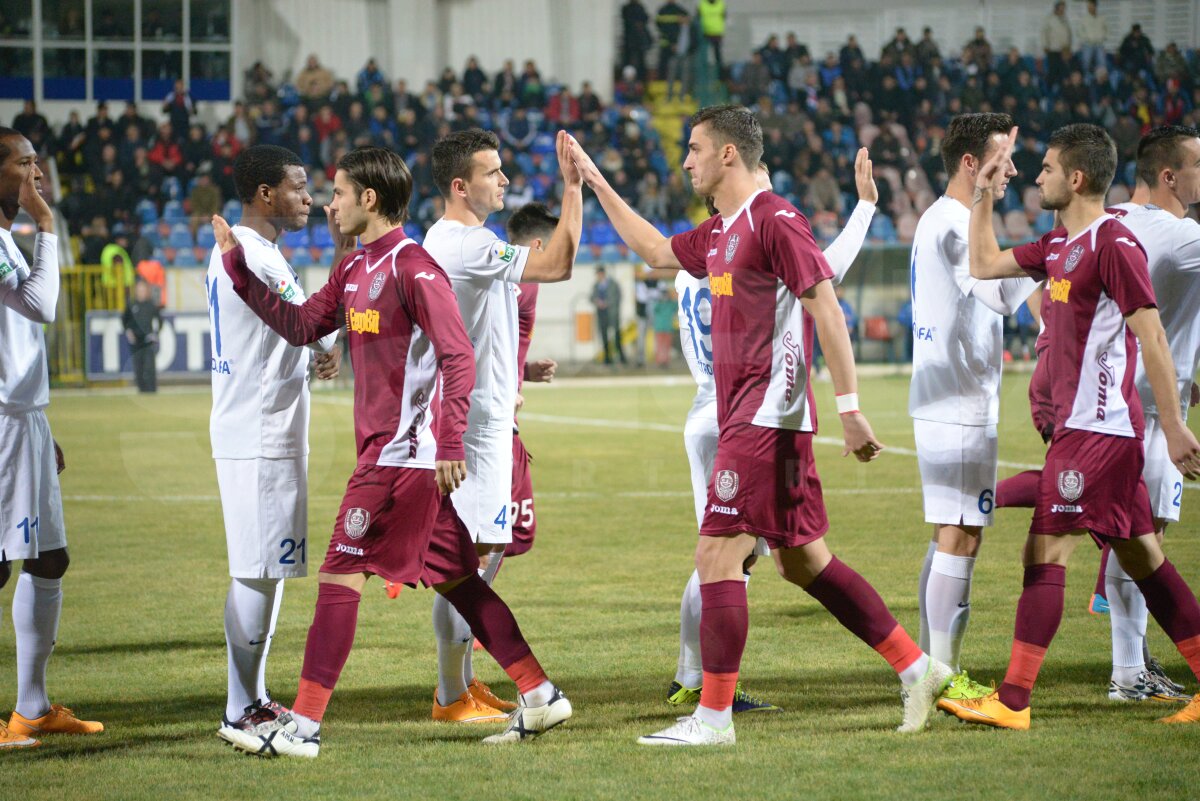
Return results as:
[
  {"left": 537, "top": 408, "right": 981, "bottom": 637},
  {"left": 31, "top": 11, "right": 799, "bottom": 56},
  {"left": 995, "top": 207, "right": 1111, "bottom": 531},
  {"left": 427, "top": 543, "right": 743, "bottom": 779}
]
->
[{"left": 544, "top": 91, "right": 580, "bottom": 126}]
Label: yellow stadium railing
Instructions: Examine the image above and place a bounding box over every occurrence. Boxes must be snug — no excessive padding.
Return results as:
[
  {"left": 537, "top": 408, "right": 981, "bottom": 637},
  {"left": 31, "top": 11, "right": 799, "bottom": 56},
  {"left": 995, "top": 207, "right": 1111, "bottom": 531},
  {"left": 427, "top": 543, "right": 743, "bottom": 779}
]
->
[{"left": 49, "top": 263, "right": 130, "bottom": 387}]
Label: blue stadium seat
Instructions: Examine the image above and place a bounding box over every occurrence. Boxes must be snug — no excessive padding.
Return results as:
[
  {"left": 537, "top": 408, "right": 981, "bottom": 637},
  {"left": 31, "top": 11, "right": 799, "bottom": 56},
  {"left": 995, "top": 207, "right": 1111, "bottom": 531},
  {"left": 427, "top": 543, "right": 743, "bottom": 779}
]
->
[
  {"left": 310, "top": 224, "right": 333, "bottom": 249},
  {"left": 670, "top": 220, "right": 692, "bottom": 236},
  {"left": 136, "top": 199, "right": 158, "bottom": 224},
  {"left": 139, "top": 223, "right": 160, "bottom": 245},
  {"left": 221, "top": 199, "right": 242, "bottom": 224},
  {"left": 587, "top": 220, "right": 618, "bottom": 246},
  {"left": 167, "top": 224, "right": 194, "bottom": 249},
  {"left": 485, "top": 221, "right": 506, "bottom": 239},
  {"left": 530, "top": 133, "right": 556, "bottom": 155},
  {"left": 868, "top": 215, "right": 897, "bottom": 243},
  {"left": 161, "top": 176, "right": 182, "bottom": 200},
  {"left": 173, "top": 248, "right": 199, "bottom": 267},
  {"left": 598, "top": 244, "right": 623, "bottom": 262},
  {"left": 162, "top": 200, "right": 186, "bottom": 224},
  {"left": 281, "top": 228, "right": 309, "bottom": 249},
  {"left": 403, "top": 222, "right": 423, "bottom": 243},
  {"left": 515, "top": 152, "right": 536, "bottom": 176},
  {"left": 195, "top": 226, "right": 216, "bottom": 249},
  {"left": 289, "top": 246, "right": 313, "bottom": 267}
]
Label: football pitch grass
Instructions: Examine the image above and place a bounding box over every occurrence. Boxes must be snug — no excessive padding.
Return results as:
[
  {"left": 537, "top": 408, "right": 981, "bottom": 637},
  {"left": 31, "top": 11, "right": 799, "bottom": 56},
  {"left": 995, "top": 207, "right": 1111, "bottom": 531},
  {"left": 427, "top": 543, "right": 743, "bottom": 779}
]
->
[{"left": 6, "top": 371, "right": 1199, "bottom": 800}]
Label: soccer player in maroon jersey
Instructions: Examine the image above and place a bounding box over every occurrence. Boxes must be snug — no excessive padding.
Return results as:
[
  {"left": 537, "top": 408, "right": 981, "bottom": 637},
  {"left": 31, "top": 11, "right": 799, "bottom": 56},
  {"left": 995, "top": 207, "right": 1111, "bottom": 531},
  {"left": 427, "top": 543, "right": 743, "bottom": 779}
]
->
[
  {"left": 942, "top": 123, "right": 1200, "bottom": 729},
  {"left": 211, "top": 147, "right": 571, "bottom": 757},
  {"left": 570, "top": 105, "right": 951, "bottom": 745}
]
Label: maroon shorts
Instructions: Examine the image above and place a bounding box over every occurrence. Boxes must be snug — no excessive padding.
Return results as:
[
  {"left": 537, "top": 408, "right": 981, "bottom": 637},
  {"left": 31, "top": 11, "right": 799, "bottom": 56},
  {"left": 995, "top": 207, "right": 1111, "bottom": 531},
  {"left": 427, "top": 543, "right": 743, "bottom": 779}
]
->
[
  {"left": 321, "top": 464, "right": 479, "bottom": 587},
  {"left": 1031, "top": 428, "right": 1154, "bottom": 540},
  {"left": 507, "top": 432, "right": 537, "bottom": 557},
  {"left": 699, "top": 422, "right": 829, "bottom": 549}
]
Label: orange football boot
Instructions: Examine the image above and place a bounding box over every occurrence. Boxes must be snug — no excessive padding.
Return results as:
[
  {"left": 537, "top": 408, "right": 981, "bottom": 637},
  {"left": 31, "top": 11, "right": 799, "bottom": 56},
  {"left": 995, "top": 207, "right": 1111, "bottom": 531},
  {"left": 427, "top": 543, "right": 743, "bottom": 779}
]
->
[
  {"left": 469, "top": 678, "right": 517, "bottom": 712},
  {"left": 8, "top": 704, "right": 104, "bottom": 736},
  {"left": 0, "top": 720, "right": 39, "bottom": 749},
  {"left": 1160, "top": 693, "right": 1200, "bottom": 724},
  {"left": 939, "top": 691, "right": 1031, "bottom": 730},
  {"left": 431, "top": 690, "right": 507, "bottom": 723}
]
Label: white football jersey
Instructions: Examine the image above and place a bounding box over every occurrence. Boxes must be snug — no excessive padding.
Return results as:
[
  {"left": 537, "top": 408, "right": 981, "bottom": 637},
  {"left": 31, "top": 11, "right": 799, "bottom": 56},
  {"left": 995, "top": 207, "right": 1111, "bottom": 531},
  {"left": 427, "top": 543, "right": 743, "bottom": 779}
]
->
[
  {"left": 675, "top": 200, "right": 876, "bottom": 411},
  {"left": 0, "top": 229, "right": 58, "bottom": 414},
  {"left": 206, "top": 226, "right": 337, "bottom": 459},
  {"left": 909, "top": 196, "right": 1037, "bottom": 426},
  {"left": 422, "top": 218, "right": 530, "bottom": 429},
  {"left": 1112, "top": 203, "right": 1200, "bottom": 420}
]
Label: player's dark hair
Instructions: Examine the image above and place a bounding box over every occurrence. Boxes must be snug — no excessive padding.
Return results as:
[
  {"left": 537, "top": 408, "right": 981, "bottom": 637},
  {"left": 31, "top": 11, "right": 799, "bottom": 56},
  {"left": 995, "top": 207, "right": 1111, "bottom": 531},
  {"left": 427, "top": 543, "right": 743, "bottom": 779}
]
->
[
  {"left": 233, "top": 144, "right": 304, "bottom": 204},
  {"left": 336, "top": 146, "right": 411, "bottom": 225},
  {"left": 689, "top": 105, "right": 763, "bottom": 170},
  {"left": 1048, "top": 123, "right": 1117, "bottom": 197},
  {"left": 506, "top": 202, "right": 559, "bottom": 245},
  {"left": 432, "top": 128, "right": 500, "bottom": 198},
  {"left": 1135, "top": 125, "right": 1200, "bottom": 188},
  {"left": 0, "top": 126, "right": 23, "bottom": 164},
  {"left": 941, "top": 113, "right": 1014, "bottom": 178}
]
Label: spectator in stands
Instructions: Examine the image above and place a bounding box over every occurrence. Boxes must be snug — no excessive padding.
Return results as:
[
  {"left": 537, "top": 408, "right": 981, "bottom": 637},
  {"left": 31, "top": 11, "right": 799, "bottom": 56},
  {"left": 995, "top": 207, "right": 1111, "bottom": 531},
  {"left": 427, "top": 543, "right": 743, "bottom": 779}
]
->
[
  {"left": 545, "top": 87, "right": 581, "bottom": 127},
  {"left": 636, "top": 172, "right": 668, "bottom": 221},
  {"left": 784, "top": 32, "right": 809, "bottom": 70},
  {"left": 697, "top": 0, "right": 726, "bottom": 79},
  {"left": 818, "top": 51, "right": 842, "bottom": 90},
  {"left": 392, "top": 79, "right": 423, "bottom": 119},
  {"left": 655, "top": 1, "right": 688, "bottom": 99},
  {"left": 1041, "top": 2, "right": 1072, "bottom": 89},
  {"left": 621, "top": 0, "right": 652, "bottom": 80},
  {"left": 493, "top": 59, "right": 519, "bottom": 101},
  {"left": 462, "top": 56, "right": 488, "bottom": 100},
  {"left": 961, "top": 26, "right": 993, "bottom": 75},
  {"left": 839, "top": 34, "right": 865, "bottom": 71},
  {"left": 243, "top": 61, "right": 275, "bottom": 102},
  {"left": 187, "top": 168, "right": 221, "bottom": 236},
  {"left": 356, "top": 57, "right": 387, "bottom": 97},
  {"left": 518, "top": 60, "right": 547, "bottom": 108},
  {"left": 915, "top": 26, "right": 941, "bottom": 70},
  {"left": 501, "top": 107, "right": 537, "bottom": 152},
  {"left": 759, "top": 34, "right": 788, "bottom": 83},
  {"left": 1118, "top": 23, "right": 1155, "bottom": 78},
  {"left": 1076, "top": 0, "right": 1108, "bottom": 74},
  {"left": 787, "top": 52, "right": 816, "bottom": 102},
  {"left": 882, "top": 27, "right": 913, "bottom": 61},
  {"left": 13, "top": 100, "right": 51, "bottom": 154},
  {"left": 1156, "top": 42, "right": 1191, "bottom": 92},
  {"left": 296, "top": 54, "right": 335, "bottom": 106},
  {"left": 738, "top": 51, "right": 772, "bottom": 103},
  {"left": 147, "top": 121, "right": 183, "bottom": 178},
  {"left": 806, "top": 166, "right": 843, "bottom": 216}
]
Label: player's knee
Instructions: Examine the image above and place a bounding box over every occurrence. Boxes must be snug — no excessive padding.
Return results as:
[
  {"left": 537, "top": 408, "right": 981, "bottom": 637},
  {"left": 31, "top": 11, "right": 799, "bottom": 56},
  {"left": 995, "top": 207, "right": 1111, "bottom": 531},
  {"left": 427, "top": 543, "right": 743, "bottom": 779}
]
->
[{"left": 25, "top": 547, "right": 69, "bottom": 579}]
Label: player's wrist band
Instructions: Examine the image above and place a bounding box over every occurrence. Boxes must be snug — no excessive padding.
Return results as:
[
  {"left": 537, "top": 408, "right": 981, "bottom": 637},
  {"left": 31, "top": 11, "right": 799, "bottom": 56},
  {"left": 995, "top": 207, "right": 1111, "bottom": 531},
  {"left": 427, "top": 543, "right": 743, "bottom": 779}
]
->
[{"left": 836, "top": 393, "right": 860, "bottom": 415}]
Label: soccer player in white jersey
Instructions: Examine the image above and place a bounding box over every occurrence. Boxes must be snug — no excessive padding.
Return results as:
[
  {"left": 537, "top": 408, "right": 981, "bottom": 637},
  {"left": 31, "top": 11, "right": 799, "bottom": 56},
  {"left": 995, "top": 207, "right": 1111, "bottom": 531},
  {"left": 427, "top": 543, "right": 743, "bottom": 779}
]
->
[
  {"left": 0, "top": 128, "right": 103, "bottom": 747},
  {"left": 669, "top": 152, "right": 877, "bottom": 712},
  {"left": 908, "top": 113, "right": 1037, "bottom": 695},
  {"left": 1096, "top": 126, "right": 1200, "bottom": 703},
  {"left": 420, "top": 129, "right": 581, "bottom": 722},
  {"left": 206, "top": 145, "right": 342, "bottom": 741},
  {"left": 942, "top": 123, "right": 1200, "bottom": 729},
  {"left": 571, "top": 106, "right": 950, "bottom": 747}
]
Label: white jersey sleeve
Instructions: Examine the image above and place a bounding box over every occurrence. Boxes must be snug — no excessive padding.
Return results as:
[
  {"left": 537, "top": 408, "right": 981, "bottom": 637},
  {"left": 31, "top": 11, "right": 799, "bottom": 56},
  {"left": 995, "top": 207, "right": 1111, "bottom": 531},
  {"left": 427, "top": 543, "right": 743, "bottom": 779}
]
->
[
  {"left": 822, "top": 200, "right": 874, "bottom": 285},
  {"left": 0, "top": 232, "right": 58, "bottom": 324},
  {"left": 456, "top": 226, "right": 530, "bottom": 284},
  {"left": 0, "top": 228, "right": 52, "bottom": 413},
  {"left": 676, "top": 271, "right": 715, "bottom": 401},
  {"left": 208, "top": 226, "right": 321, "bottom": 459}
]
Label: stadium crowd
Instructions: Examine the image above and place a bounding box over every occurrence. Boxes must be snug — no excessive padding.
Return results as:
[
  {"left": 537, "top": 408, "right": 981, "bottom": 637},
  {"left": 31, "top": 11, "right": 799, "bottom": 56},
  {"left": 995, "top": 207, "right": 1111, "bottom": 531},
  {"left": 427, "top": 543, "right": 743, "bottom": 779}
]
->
[{"left": 8, "top": 5, "right": 1200, "bottom": 268}]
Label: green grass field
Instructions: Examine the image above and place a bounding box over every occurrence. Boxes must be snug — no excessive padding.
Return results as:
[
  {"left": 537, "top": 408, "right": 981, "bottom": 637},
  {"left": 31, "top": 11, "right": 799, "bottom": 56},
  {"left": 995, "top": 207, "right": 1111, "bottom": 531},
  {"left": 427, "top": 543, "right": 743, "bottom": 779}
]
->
[{"left": 5, "top": 372, "right": 1199, "bottom": 801}]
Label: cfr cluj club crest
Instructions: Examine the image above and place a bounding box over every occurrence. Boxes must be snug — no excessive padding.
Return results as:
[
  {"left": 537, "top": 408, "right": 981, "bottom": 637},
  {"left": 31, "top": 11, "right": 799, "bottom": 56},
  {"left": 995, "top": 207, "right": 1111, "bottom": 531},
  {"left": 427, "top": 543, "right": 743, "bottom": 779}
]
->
[
  {"left": 715, "top": 469, "right": 739, "bottom": 501},
  {"left": 368, "top": 270, "right": 387, "bottom": 300},
  {"left": 1063, "top": 244, "right": 1085, "bottom": 274},
  {"left": 724, "top": 234, "right": 740, "bottom": 264},
  {"left": 344, "top": 507, "right": 370, "bottom": 539},
  {"left": 1057, "top": 470, "right": 1084, "bottom": 502}
]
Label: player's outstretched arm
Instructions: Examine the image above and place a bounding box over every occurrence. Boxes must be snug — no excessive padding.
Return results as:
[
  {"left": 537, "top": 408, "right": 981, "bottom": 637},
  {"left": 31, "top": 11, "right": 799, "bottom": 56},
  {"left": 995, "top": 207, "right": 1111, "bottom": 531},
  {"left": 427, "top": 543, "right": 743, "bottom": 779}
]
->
[
  {"left": 1126, "top": 306, "right": 1200, "bottom": 479},
  {"left": 822, "top": 148, "right": 877, "bottom": 285},
  {"left": 800, "top": 279, "right": 884, "bottom": 462},
  {"left": 969, "top": 126, "right": 1025, "bottom": 280},
  {"left": 567, "top": 134, "right": 682, "bottom": 270},
  {"left": 0, "top": 167, "right": 59, "bottom": 324},
  {"left": 522, "top": 131, "right": 583, "bottom": 283},
  {"left": 214, "top": 214, "right": 342, "bottom": 347}
]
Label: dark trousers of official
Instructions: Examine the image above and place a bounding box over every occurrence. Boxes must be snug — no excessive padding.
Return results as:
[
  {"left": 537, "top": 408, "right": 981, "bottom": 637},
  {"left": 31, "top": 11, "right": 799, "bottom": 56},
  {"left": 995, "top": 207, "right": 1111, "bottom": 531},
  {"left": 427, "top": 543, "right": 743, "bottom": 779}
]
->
[
  {"left": 132, "top": 345, "right": 157, "bottom": 393},
  {"left": 597, "top": 310, "right": 626, "bottom": 365}
]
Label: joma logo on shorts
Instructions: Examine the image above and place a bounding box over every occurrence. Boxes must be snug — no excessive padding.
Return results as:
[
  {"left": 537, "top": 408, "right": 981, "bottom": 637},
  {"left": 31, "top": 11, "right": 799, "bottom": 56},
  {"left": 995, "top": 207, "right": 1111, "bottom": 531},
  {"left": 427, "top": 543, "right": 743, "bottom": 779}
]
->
[
  {"left": 347, "top": 307, "right": 380, "bottom": 334},
  {"left": 709, "top": 503, "right": 739, "bottom": 515},
  {"left": 335, "top": 543, "right": 364, "bottom": 556},
  {"left": 1051, "top": 504, "right": 1083, "bottom": 513}
]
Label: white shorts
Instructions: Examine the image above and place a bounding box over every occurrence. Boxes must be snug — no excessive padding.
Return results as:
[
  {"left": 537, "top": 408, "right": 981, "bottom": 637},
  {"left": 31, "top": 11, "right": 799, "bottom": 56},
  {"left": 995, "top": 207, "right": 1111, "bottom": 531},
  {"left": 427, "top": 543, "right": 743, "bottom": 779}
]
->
[
  {"left": 683, "top": 401, "right": 769, "bottom": 558},
  {"left": 1142, "top": 414, "right": 1183, "bottom": 523},
  {"left": 451, "top": 425, "right": 513, "bottom": 545},
  {"left": 914, "top": 419, "right": 998, "bottom": 527},
  {"left": 215, "top": 456, "right": 308, "bottom": 579},
  {"left": 0, "top": 411, "right": 67, "bottom": 561}
]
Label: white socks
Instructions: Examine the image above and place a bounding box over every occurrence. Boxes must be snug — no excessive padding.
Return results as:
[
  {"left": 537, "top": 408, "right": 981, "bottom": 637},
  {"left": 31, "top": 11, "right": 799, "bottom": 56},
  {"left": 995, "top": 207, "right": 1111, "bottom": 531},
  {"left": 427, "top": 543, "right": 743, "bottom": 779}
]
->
[
  {"left": 916, "top": 540, "right": 937, "bottom": 653},
  {"left": 899, "top": 653, "right": 932, "bottom": 687},
  {"left": 521, "top": 681, "right": 555, "bottom": 707},
  {"left": 925, "top": 552, "right": 976, "bottom": 672},
  {"left": 224, "top": 577, "right": 283, "bottom": 721},
  {"left": 432, "top": 592, "right": 472, "bottom": 706},
  {"left": 694, "top": 703, "right": 732, "bottom": 730},
  {"left": 675, "top": 570, "right": 703, "bottom": 688},
  {"left": 13, "top": 573, "right": 62, "bottom": 719},
  {"left": 1105, "top": 556, "right": 1148, "bottom": 685}
]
